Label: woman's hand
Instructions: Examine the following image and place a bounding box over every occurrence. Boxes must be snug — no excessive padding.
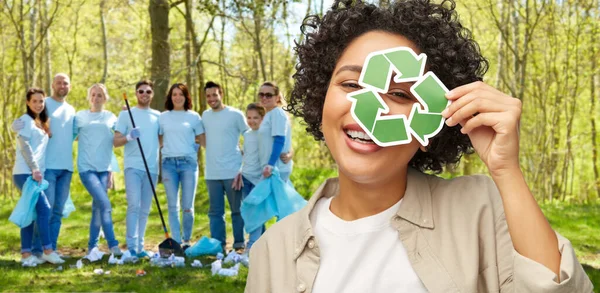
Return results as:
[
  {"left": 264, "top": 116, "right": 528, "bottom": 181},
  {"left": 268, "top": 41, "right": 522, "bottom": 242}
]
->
[
  {"left": 32, "top": 170, "right": 43, "bottom": 183},
  {"left": 442, "top": 81, "right": 522, "bottom": 178},
  {"left": 280, "top": 152, "right": 293, "bottom": 164},
  {"left": 232, "top": 173, "right": 243, "bottom": 191},
  {"left": 262, "top": 165, "right": 273, "bottom": 178}
]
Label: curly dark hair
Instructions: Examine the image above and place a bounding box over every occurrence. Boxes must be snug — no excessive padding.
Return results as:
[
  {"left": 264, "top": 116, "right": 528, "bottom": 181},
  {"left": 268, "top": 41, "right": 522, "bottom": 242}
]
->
[{"left": 287, "top": 0, "right": 489, "bottom": 173}]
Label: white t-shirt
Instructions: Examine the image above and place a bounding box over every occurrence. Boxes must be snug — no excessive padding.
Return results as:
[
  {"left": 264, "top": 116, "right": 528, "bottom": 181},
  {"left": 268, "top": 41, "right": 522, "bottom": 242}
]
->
[{"left": 310, "top": 196, "right": 429, "bottom": 293}]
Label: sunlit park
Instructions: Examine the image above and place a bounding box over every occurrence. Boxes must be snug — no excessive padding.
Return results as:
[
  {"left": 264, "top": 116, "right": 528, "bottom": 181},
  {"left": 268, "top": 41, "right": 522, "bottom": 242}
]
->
[{"left": 0, "top": 0, "right": 598, "bottom": 292}]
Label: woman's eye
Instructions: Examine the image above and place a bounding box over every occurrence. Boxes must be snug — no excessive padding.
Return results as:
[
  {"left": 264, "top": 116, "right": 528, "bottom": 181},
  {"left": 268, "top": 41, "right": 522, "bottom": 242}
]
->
[
  {"left": 386, "top": 90, "right": 414, "bottom": 101},
  {"left": 341, "top": 82, "right": 362, "bottom": 90}
]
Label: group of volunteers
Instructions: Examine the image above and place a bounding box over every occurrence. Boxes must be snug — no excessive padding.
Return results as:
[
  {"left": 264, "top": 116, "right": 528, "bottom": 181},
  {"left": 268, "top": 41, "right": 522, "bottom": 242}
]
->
[{"left": 11, "top": 74, "right": 293, "bottom": 265}]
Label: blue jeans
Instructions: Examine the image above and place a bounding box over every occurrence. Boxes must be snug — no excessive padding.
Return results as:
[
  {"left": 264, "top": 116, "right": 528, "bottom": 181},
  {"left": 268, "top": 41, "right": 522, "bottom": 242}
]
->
[
  {"left": 79, "top": 171, "right": 119, "bottom": 250},
  {"left": 125, "top": 168, "right": 158, "bottom": 253},
  {"left": 241, "top": 176, "right": 264, "bottom": 251},
  {"left": 206, "top": 179, "right": 244, "bottom": 249},
  {"left": 32, "top": 169, "right": 72, "bottom": 253},
  {"left": 162, "top": 157, "right": 198, "bottom": 244},
  {"left": 13, "top": 174, "right": 53, "bottom": 254}
]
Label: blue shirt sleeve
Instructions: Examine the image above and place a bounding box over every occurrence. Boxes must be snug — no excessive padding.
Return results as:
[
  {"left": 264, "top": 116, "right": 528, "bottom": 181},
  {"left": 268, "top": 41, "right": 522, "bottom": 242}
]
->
[{"left": 268, "top": 135, "right": 285, "bottom": 166}]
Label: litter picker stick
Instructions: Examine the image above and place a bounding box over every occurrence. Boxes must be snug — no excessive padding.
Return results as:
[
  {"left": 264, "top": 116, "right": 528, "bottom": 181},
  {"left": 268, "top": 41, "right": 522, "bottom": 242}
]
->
[{"left": 122, "top": 93, "right": 170, "bottom": 240}]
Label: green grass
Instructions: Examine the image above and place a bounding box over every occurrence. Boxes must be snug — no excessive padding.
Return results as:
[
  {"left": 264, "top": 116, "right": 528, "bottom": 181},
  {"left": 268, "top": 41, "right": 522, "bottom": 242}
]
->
[{"left": 0, "top": 168, "right": 597, "bottom": 292}]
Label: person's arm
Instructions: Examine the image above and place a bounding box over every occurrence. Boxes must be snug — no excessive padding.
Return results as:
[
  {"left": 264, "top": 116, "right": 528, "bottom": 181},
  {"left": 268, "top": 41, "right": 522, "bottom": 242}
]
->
[
  {"left": 199, "top": 133, "right": 206, "bottom": 148},
  {"left": 262, "top": 135, "right": 285, "bottom": 177},
  {"left": 114, "top": 128, "right": 140, "bottom": 148},
  {"left": 16, "top": 136, "right": 42, "bottom": 182},
  {"left": 194, "top": 134, "right": 202, "bottom": 152},
  {"left": 280, "top": 145, "right": 294, "bottom": 164},
  {"left": 159, "top": 135, "right": 163, "bottom": 148},
  {"left": 113, "top": 131, "right": 128, "bottom": 148}
]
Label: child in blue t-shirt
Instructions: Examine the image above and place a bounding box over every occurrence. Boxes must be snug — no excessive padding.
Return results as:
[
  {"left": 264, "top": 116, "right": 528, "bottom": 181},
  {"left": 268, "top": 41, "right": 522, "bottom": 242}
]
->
[{"left": 234, "top": 103, "right": 266, "bottom": 251}]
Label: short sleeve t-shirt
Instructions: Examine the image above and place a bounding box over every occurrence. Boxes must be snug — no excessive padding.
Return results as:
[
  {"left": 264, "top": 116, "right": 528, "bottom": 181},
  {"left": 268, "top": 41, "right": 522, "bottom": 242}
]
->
[
  {"left": 13, "top": 114, "right": 49, "bottom": 175},
  {"left": 74, "top": 110, "right": 117, "bottom": 172},
  {"left": 242, "top": 129, "right": 261, "bottom": 185},
  {"left": 201, "top": 106, "right": 249, "bottom": 180},
  {"left": 44, "top": 97, "right": 76, "bottom": 171},
  {"left": 115, "top": 107, "right": 161, "bottom": 174},
  {"left": 159, "top": 110, "right": 204, "bottom": 159},
  {"left": 257, "top": 107, "right": 293, "bottom": 173}
]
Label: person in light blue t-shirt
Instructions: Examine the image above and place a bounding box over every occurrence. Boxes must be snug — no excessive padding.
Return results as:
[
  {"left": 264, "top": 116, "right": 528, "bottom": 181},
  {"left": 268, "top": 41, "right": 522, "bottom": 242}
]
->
[
  {"left": 200, "top": 81, "right": 249, "bottom": 251},
  {"left": 235, "top": 103, "right": 266, "bottom": 251},
  {"left": 12, "top": 74, "right": 76, "bottom": 255},
  {"left": 12, "top": 88, "right": 65, "bottom": 265},
  {"left": 257, "top": 81, "right": 294, "bottom": 182},
  {"left": 113, "top": 80, "right": 160, "bottom": 258},
  {"left": 159, "top": 83, "right": 204, "bottom": 249},
  {"left": 74, "top": 83, "right": 122, "bottom": 257}
]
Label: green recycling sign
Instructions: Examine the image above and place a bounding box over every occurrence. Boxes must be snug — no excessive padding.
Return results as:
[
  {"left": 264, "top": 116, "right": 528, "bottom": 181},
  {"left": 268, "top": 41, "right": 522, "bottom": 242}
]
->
[{"left": 347, "top": 47, "right": 451, "bottom": 147}]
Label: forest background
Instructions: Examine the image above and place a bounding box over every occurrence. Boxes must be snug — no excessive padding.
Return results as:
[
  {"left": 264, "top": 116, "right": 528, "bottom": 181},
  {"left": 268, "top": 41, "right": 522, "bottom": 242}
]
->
[{"left": 0, "top": 0, "right": 598, "bottom": 291}]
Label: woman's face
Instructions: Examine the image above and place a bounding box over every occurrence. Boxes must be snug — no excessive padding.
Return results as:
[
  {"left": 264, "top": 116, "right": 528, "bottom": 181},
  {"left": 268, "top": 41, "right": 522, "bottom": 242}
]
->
[
  {"left": 171, "top": 87, "right": 186, "bottom": 110},
  {"left": 322, "top": 30, "right": 423, "bottom": 183},
  {"left": 89, "top": 86, "right": 107, "bottom": 108},
  {"left": 258, "top": 85, "right": 278, "bottom": 111},
  {"left": 27, "top": 93, "right": 45, "bottom": 115}
]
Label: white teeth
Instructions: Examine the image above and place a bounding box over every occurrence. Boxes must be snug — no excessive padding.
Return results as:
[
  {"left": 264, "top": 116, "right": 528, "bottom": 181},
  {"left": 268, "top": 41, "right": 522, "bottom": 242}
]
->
[{"left": 345, "top": 130, "right": 372, "bottom": 141}]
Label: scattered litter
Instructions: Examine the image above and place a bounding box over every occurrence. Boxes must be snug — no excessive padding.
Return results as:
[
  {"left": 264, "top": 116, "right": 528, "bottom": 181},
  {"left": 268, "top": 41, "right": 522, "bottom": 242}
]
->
[
  {"left": 216, "top": 252, "right": 224, "bottom": 260},
  {"left": 121, "top": 251, "right": 138, "bottom": 264},
  {"left": 211, "top": 259, "right": 222, "bottom": 275},
  {"left": 93, "top": 268, "right": 104, "bottom": 275},
  {"left": 75, "top": 259, "right": 83, "bottom": 269},
  {"left": 212, "top": 262, "right": 241, "bottom": 277},
  {"left": 108, "top": 254, "right": 124, "bottom": 265},
  {"left": 191, "top": 260, "right": 203, "bottom": 268},
  {"left": 84, "top": 247, "right": 105, "bottom": 262},
  {"left": 222, "top": 251, "right": 249, "bottom": 267},
  {"left": 55, "top": 266, "right": 63, "bottom": 271},
  {"left": 104, "top": 270, "right": 111, "bottom": 275},
  {"left": 150, "top": 253, "right": 185, "bottom": 267},
  {"left": 136, "top": 269, "right": 146, "bottom": 277}
]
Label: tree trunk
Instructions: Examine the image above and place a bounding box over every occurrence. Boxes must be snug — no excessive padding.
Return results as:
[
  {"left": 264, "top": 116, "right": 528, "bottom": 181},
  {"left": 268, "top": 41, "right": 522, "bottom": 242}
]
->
[
  {"left": 149, "top": 0, "right": 170, "bottom": 111},
  {"left": 28, "top": 1, "right": 37, "bottom": 87},
  {"left": 100, "top": 0, "right": 108, "bottom": 84},
  {"left": 252, "top": 4, "right": 267, "bottom": 82},
  {"left": 590, "top": 8, "right": 600, "bottom": 200},
  {"left": 43, "top": 0, "right": 51, "bottom": 94}
]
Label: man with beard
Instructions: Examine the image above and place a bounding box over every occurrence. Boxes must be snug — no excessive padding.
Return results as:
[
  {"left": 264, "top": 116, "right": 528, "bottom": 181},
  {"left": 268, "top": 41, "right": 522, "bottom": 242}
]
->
[
  {"left": 200, "top": 81, "right": 249, "bottom": 252},
  {"left": 12, "top": 73, "right": 76, "bottom": 255},
  {"left": 113, "top": 80, "right": 160, "bottom": 258}
]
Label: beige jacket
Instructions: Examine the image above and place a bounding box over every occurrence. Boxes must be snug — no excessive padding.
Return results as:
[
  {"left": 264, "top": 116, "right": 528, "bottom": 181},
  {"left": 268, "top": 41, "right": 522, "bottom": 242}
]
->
[{"left": 245, "top": 169, "right": 593, "bottom": 293}]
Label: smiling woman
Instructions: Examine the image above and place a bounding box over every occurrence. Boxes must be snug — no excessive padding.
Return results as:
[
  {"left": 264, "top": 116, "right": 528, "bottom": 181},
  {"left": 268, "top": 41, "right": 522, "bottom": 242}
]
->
[{"left": 244, "top": 0, "right": 594, "bottom": 293}]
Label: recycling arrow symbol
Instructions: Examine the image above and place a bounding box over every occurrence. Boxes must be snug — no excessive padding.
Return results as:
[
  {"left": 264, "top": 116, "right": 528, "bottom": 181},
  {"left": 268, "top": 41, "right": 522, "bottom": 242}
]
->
[{"left": 347, "top": 47, "right": 451, "bottom": 146}]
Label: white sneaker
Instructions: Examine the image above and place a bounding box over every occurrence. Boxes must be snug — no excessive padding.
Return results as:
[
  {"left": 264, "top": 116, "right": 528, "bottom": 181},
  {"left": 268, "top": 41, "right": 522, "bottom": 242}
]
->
[
  {"left": 21, "top": 255, "right": 40, "bottom": 267},
  {"left": 41, "top": 251, "right": 65, "bottom": 264}
]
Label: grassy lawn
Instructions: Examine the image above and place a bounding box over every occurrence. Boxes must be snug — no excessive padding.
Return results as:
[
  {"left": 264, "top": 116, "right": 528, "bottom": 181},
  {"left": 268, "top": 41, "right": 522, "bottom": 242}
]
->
[{"left": 0, "top": 168, "right": 597, "bottom": 292}]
